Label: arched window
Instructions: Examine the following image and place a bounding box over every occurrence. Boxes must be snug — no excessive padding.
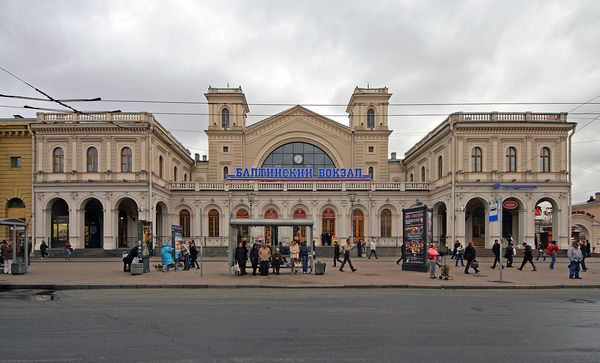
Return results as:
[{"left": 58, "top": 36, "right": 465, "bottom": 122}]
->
[
  {"left": 437, "top": 155, "right": 443, "bottom": 179},
  {"left": 262, "top": 142, "right": 335, "bottom": 176},
  {"left": 223, "top": 166, "right": 229, "bottom": 180},
  {"left": 367, "top": 108, "right": 375, "bottom": 129},
  {"left": 381, "top": 209, "right": 392, "bottom": 237},
  {"left": 421, "top": 166, "right": 426, "bottom": 182},
  {"left": 173, "top": 166, "right": 178, "bottom": 182},
  {"left": 322, "top": 208, "right": 335, "bottom": 235},
  {"left": 368, "top": 166, "right": 374, "bottom": 179},
  {"left": 471, "top": 147, "right": 482, "bottom": 172},
  {"left": 53, "top": 147, "right": 64, "bottom": 173},
  {"left": 121, "top": 147, "right": 132, "bottom": 172},
  {"left": 293, "top": 209, "right": 307, "bottom": 242},
  {"left": 222, "top": 108, "right": 230, "bottom": 128},
  {"left": 159, "top": 156, "right": 163, "bottom": 178},
  {"left": 540, "top": 147, "right": 550, "bottom": 172},
  {"left": 208, "top": 209, "right": 219, "bottom": 237},
  {"left": 409, "top": 173, "right": 413, "bottom": 182},
  {"left": 184, "top": 174, "right": 187, "bottom": 182},
  {"left": 236, "top": 208, "right": 249, "bottom": 239},
  {"left": 506, "top": 147, "right": 517, "bottom": 172},
  {"left": 87, "top": 147, "right": 98, "bottom": 172},
  {"left": 179, "top": 209, "right": 190, "bottom": 237}
]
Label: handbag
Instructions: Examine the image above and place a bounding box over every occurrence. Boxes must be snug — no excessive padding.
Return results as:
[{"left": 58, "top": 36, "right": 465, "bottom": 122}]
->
[{"left": 233, "top": 262, "right": 240, "bottom": 275}]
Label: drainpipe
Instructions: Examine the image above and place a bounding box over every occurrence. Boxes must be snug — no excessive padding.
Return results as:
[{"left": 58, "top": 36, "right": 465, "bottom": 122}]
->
[
  {"left": 29, "top": 124, "right": 36, "bottom": 249},
  {"left": 450, "top": 121, "right": 456, "bottom": 246},
  {"left": 148, "top": 122, "right": 154, "bottom": 249},
  {"left": 567, "top": 128, "right": 574, "bottom": 248}
]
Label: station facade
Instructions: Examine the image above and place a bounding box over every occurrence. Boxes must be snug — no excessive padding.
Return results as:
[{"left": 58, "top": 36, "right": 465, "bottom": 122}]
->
[{"left": 28, "top": 86, "right": 576, "bottom": 251}]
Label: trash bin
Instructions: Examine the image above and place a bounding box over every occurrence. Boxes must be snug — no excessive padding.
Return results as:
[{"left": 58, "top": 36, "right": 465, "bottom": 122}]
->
[
  {"left": 130, "top": 263, "right": 144, "bottom": 275},
  {"left": 314, "top": 261, "right": 326, "bottom": 275},
  {"left": 11, "top": 263, "right": 27, "bottom": 275},
  {"left": 142, "top": 257, "right": 150, "bottom": 273}
]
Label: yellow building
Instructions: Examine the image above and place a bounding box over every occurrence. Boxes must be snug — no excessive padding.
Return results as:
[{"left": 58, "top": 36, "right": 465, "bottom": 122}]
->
[{"left": 0, "top": 117, "right": 35, "bottom": 243}]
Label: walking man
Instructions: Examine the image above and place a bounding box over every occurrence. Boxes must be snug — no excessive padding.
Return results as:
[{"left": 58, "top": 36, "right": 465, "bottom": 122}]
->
[
  {"left": 368, "top": 239, "right": 378, "bottom": 259},
  {"left": 427, "top": 243, "right": 440, "bottom": 279},
  {"left": 490, "top": 239, "right": 501, "bottom": 269},
  {"left": 585, "top": 239, "right": 591, "bottom": 258},
  {"left": 333, "top": 239, "right": 343, "bottom": 267},
  {"left": 504, "top": 242, "right": 514, "bottom": 267},
  {"left": 452, "top": 240, "right": 460, "bottom": 260},
  {"left": 579, "top": 242, "right": 588, "bottom": 272},
  {"left": 339, "top": 238, "right": 357, "bottom": 272},
  {"left": 396, "top": 242, "right": 406, "bottom": 265},
  {"left": 518, "top": 242, "right": 537, "bottom": 271},
  {"left": 536, "top": 241, "right": 546, "bottom": 261},
  {"left": 568, "top": 241, "right": 583, "bottom": 279},
  {"left": 464, "top": 241, "right": 479, "bottom": 274},
  {"left": 547, "top": 240, "right": 558, "bottom": 269}
]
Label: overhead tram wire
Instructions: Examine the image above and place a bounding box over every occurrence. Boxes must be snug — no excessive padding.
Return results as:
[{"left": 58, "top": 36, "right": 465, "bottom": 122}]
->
[{"left": 0, "top": 65, "right": 84, "bottom": 114}]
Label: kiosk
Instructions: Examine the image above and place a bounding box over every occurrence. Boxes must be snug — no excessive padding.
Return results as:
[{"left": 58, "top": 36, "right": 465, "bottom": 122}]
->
[
  {"left": 401, "top": 204, "right": 433, "bottom": 272},
  {"left": 0, "top": 218, "right": 29, "bottom": 275}
]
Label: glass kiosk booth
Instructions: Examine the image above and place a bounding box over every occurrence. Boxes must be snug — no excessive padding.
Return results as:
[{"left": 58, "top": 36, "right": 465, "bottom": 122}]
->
[{"left": 1, "top": 218, "right": 29, "bottom": 275}]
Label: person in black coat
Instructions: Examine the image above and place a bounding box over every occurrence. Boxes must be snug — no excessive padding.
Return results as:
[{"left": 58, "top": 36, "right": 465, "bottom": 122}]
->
[
  {"left": 464, "top": 241, "right": 479, "bottom": 274},
  {"left": 123, "top": 246, "right": 138, "bottom": 272},
  {"left": 249, "top": 243, "right": 259, "bottom": 275},
  {"left": 234, "top": 242, "right": 248, "bottom": 275},
  {"left": 504, "top": 242, "right": 514, "bottom": 267},
  {"left": 585, "top": 239, "right": 592, "bottom": 257},
  {"left": 333, "top": 240, "right": 343, "bottom": 267},
  {"left": 452, "top": 240, "right": 460, "bottom": 260},
  {"left": 40, "top": 240, "right": 49, "bottom": 259},
  {"left": 580, "top": 242, "right": 588, "bottom": 272},
  {"left": 189, "top": 240, "right": 200, "bottom": 269},
  {"left": 490, "top": 239, "right": 501, "bottom": 269},
  {"left": 518, "top": 242, "right": 537, "bottom": 271}
]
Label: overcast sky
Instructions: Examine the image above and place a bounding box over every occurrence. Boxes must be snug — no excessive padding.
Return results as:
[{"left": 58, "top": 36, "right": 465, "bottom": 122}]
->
[{"left": 1, "top": 0, "right": 599, "bottom": 202}]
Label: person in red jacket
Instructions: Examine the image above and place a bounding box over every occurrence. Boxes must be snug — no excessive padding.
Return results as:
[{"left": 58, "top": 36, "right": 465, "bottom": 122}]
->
[{"left": 547, "top": 241, "right": 559, "bottom": 269}]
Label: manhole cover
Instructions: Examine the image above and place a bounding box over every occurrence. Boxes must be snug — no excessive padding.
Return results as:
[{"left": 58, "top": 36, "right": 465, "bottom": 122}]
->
[{"left": 567, "top": 298, "right": 595, "bottom": 304}]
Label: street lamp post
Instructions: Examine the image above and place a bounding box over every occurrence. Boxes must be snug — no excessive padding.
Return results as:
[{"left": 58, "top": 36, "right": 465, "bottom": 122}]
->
[{"left": 348, "top": 192, "right": 356, "bottom": 250}]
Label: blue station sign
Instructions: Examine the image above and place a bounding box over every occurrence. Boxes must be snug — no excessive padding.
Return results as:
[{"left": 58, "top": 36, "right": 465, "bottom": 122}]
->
[{"left": 228, "top": 167, "right": 372, "bottom": 181}]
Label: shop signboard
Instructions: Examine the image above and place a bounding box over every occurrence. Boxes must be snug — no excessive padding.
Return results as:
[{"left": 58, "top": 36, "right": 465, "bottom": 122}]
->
[
  {"left": 227, "top": 167, "right": 372, "bottom": 181},
  {"left": 402, "top": 204, "right": 432, "bottom": 272}
]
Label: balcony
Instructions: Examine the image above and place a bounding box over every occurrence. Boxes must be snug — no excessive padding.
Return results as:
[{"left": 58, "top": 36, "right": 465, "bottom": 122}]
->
[{"left": 169, "top": 181, "right": 429, "bottom": 192}]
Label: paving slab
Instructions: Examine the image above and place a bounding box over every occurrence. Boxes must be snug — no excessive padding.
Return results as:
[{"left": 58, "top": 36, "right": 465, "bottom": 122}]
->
[{"left": 0, "top": 256, "right": 598, "bottom": 289}]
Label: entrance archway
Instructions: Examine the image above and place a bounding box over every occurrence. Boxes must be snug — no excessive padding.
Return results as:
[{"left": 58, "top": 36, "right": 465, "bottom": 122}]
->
[
  {"left": 572, "top": 224, "right": 590, "bottom": 243},
  {"left": 502, "top": 197, "right": 523, "bottom": 244},
  {"left": 117, "top": 198, "right": 139, "bottom": 248},
  {"left": 433, "top": 202, "right": 447, "bottom": 246},
  {"left": 465, "top": 198, "right": 487, "bottom": 247},
  {"left": 83, "top": 198, "right": 103, "bottom": 248},
  {"left": 155, "top": 202, "right": 169, "bottom": 244},
  {"left": 50, "top": 198, "right": 69, "bottom": 248},
  {"left": 534, "top": 198, "right": 558, "bottom": 249}
]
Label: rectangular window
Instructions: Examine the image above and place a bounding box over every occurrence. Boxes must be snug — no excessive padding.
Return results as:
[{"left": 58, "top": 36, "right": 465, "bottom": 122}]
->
[
  {"left": 10, "top": 157, "right": 21, "bottom": 168},
  {"left": 223, "top": 146, "right": 229, "bottom": 152},
  {"left": 368, "top": 146, "right": 374, "bottom": 152}
]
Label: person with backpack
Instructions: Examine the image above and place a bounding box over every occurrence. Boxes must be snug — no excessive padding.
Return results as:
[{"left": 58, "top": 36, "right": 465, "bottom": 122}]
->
[
  {"left": 464, "top": 241, "right": 479, "bottom": 274},
  {"left": 546, "top": 241, "right": 559, "bottom": 269}
]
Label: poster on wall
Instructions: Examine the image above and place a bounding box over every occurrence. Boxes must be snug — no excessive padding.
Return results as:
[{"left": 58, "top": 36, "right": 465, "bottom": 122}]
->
[
  {"left": 138, "top": 220, "right": 153, "bottom": 252},
  {"left": 402, "top": 204, "right": 432, "bottom": 272}
]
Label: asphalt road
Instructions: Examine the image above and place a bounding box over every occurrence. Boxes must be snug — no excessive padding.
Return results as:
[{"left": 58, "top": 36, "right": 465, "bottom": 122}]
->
[{"left": 1, "top": 288, "right": 599, "bottom": 362}]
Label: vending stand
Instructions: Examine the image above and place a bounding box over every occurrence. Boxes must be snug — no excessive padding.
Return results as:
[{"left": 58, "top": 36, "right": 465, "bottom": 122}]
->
[{"left": 401, "top": 204, "right": 433, "bottom": 272}]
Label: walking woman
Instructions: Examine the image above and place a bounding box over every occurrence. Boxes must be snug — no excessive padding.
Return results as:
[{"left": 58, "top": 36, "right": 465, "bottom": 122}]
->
[
  {"left": 64, "top": 241, "right": 73, "bottom": 261},
  {"left": 454, "top": 242, "right": 464, "bottom": 267},
  {"left": 189, "top": 240, "right": 200, "bottom": 269}
]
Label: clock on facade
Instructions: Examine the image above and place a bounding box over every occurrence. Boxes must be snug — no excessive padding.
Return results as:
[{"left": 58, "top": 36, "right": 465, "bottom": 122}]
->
[{"left": 293, "top": 154, "right": 303, "bottom": 164}]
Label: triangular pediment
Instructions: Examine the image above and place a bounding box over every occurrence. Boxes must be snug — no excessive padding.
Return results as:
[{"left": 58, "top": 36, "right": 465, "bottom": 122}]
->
[{"left": 245, "top": 105, "right": 350, "bottom": 138}]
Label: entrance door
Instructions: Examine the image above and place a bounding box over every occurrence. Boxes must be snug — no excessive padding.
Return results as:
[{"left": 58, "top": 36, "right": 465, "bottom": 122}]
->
[
  {"left": 472, "top": 207, "right": 485, "bottom": 246},
  {"left": 352, "top": 209, "right": 364, "bottom": 243}
]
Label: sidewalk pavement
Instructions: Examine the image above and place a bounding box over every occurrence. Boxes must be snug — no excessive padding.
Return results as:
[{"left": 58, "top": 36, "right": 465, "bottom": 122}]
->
[{"left": 1, "top": 256, "right": 598, "bottom": 290}]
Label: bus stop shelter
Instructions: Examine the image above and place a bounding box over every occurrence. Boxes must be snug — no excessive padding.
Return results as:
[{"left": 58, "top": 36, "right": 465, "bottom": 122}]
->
[
  {"left": 228, "top": 219, "right": 314, "bottom": 275},
  {"left": 0, "top": 217, "right": 29, "bottom": 274}
]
